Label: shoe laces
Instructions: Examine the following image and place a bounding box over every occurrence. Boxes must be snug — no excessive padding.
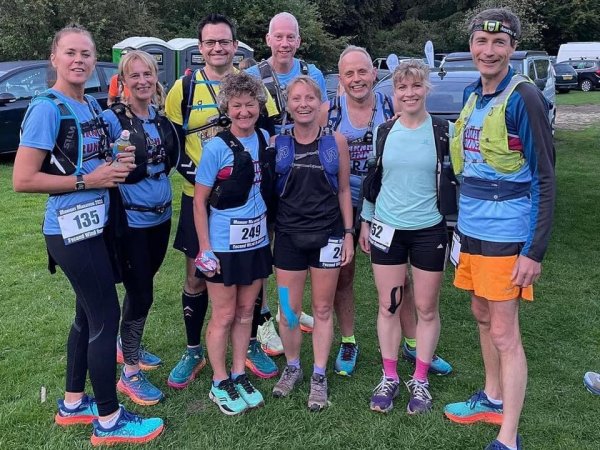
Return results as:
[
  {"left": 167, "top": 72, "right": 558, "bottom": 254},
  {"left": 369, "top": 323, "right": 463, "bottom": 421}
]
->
[
  {"left": 340, "top": 343, "right": 357, "bottom": 361},
  {"left": 373, "top": 377, "right": 398, "bottom": 396},
  {"left": 220, "top": 379, "right": 240, "bottom": 399},
  {"left": 406, "top": 378, "right": 432, "bottom": 402},
  {"left": 467, "top": 390, "right": 487, "bottom": 409},
  {"left": 119, "top": 408, "right": 143, "bottom": 425},
  {"left": 129, "top": 370, "right": 152, "bottom": 388},
  {"left": 281, "top": 366, "right": 299, "bottom": 382},
  {"left": 311, "top": 375, "right": 327, "bottom": 394},
  {"left": 234, "top": 374, "right": 256, "bottom": 394}
]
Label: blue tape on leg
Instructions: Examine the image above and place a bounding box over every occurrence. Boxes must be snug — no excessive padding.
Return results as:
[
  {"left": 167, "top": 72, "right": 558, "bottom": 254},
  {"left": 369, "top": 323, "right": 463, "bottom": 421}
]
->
[{"left": 278, "top": 286, "right": 299, "bottom": 330}]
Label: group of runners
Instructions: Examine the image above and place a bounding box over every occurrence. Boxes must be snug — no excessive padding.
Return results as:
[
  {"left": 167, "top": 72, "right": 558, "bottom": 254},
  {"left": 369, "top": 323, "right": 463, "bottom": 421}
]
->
[{"left": 13, "top": 7, "right": 555, "bottom": 450}]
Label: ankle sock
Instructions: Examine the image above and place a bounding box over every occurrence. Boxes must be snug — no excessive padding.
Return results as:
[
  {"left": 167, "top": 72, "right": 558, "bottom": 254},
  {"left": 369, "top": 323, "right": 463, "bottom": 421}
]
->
[
  {"left": 288, "top": 358, "right": 300, "bottom": 369},
  {"left": 413, "top": 358, "right": 430, "bottom": 382},
  {"left": 98, "top": 408, "right": 121, "bottom": 429},
  {"left": 230, "top": 372, "right": 245, "bottom": 380},
  {"left": 382, "top": 358, "right": 399, "bottom": 381},
  {"left": 124, "top": 366, "right": 139, "bottom": 378},
  {"left": 341, "top": 335, "right": 356, "bottom": 345},
  {"left": 485, "top": 392, "right": 503, "bottom": 405},
  {"left": 213, "top": 378, "right": 227, "bottom": 388},
  {"left": 63, "top": 398, "right": 82, "bottom": 410},
  {"left": 404, "top": 337, "right": 417, "bottom": 349},
  {"left": 313, "top": 364, "right": 326, "bottom": 376}
]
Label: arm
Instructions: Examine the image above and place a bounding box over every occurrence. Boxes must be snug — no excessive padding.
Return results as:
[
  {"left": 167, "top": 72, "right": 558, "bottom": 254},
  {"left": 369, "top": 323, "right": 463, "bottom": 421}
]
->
[
  {"left": 334, "top": 131, "right": 354, "bottom": 266},
  {"left": 193, "top": 182, "right": 219, "bottom": 276}
]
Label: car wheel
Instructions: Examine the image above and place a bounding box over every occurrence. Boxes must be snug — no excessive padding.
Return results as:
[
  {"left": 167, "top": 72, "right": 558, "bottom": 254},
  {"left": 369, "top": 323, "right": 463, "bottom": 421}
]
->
[{"left": 580, "top": 79, "right": 593, "bottom": 92}]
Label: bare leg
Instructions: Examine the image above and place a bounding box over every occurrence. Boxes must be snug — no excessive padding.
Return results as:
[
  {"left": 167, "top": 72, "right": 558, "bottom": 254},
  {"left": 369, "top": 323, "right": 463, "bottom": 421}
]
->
[
  {"left": 310, "top": 267, "right": 341, "bottom": 368},
  {"left": 275, "top": 269, "right": 308, "bottom": 362},
  {"left": 411, "top": 267, "right": 444, "bottom": 364},
  {"left": 333, "top": 257, "right": 356, "bottom": 337}
]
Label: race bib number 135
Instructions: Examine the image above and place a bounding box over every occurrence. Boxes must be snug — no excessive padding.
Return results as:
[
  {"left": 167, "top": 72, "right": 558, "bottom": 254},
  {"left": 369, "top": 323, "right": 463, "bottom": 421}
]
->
[{"left": 58, "top": 198, "right": 105, "bottom": 245}]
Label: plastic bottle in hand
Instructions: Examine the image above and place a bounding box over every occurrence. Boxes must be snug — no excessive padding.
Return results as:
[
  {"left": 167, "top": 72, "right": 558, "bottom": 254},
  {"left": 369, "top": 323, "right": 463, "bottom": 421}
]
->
[{"left": 113, "top": 130, "right": 132, "bottom": 165}]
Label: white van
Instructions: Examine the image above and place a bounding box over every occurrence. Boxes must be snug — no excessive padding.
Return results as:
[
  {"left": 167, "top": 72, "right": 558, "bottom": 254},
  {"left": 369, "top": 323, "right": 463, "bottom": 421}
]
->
[{"left": 557, "top": 42, "right": 600, "bottom": 63}]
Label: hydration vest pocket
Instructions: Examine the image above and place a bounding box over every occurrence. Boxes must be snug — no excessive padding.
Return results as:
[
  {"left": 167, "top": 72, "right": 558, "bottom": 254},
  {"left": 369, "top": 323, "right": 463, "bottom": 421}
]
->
[{"left": 209, "top": 150, "right": 255, "bottom": 210}]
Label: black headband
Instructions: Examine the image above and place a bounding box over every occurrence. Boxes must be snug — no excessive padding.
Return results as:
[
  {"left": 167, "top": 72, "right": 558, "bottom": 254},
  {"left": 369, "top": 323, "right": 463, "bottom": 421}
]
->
[{"left": 472, "top": 20, "right": 518, "bottom": 39}]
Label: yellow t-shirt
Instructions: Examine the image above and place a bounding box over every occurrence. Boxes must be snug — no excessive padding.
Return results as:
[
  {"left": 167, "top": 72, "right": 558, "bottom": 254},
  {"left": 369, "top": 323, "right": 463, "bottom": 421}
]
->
[{"left": 165, "top": 68, "right": 278, "bottom": 197}]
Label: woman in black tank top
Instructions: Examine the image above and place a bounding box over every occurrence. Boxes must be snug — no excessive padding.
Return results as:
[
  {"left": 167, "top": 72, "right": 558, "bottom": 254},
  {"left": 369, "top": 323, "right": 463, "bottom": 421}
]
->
[{"left": 271, "top": 75, "right": 353, "bottom": 411}]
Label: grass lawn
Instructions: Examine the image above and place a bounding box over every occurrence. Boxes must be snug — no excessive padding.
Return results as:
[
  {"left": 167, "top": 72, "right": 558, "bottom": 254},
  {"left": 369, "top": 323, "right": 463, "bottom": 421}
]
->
[
  {"left": 1, "top": 123, "right": 600, "bottom": 449},
  {"left": 555, "top": 89, "right": 600, "bottom": 106}
]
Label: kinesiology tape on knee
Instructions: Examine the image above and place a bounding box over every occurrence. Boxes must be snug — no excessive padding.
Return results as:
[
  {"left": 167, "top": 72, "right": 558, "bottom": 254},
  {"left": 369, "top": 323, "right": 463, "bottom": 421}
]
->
[{"left": 388, "top": 285, "right": 404, "bottom": 314}]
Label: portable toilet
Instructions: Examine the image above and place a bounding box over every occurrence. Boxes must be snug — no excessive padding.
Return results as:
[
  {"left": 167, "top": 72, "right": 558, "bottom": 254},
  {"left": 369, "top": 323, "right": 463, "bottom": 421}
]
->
[
  {"left": 112, "top": 37, "right": 176, "bottom": 89},
  {"left": 167, "top": 38, "right": 255, "bottom": 77}
]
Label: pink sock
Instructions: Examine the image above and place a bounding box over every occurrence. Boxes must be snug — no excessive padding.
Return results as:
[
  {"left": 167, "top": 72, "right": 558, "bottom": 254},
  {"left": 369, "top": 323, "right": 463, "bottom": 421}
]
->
[
  {"left": 413, "top": 358, "right": 430, "bottom": 382},
  {"left": 382, "top": 358, "right": 399, "bottom": 381}
]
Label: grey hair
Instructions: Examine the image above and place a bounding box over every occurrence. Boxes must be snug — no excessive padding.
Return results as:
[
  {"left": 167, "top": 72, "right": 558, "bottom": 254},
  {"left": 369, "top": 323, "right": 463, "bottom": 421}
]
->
[
  {"left": 468, "top": 8, "right": 521, "bottom": 44},
  {"left": 338, "top": 45, "right": 373, "bottom": 71},
  {"left": 392, "top": 59, "right": 432, "bottom": 90},
  {"left": 268, "top": 12, "right": 300, "bottom": 35},
  {"left": 217, "top": 71, "right": 267, "bottom": 113}
]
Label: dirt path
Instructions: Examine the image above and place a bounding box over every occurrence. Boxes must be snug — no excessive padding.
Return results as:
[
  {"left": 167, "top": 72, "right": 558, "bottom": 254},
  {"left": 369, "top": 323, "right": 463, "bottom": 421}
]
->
[{"left": 556, "top": 104, "right": 600, "bottom": 130}]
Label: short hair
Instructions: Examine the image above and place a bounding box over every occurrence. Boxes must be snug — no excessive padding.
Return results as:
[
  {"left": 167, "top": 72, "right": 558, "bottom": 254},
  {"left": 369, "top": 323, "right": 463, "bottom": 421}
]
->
[
  {"left": 118, "top": 50, "right": 166, "bottom": 109},
  {"left": 392, "top": 59, "right": 432, "bottom": 90},
  {"left": 217, "top": 71, "right": 267, "bottom": 113},
  {"left": 338, "top": 45, "right": 373, "bottom": 72},
  {"left": 286, "top": 75, "right": 322, "bottom": 101},
  {"left": 238, "top": 57, "right": 257, "bottom": 70},
  {"left": 468, "top": 8, "right": 521, "bottom": 45},
  {"left": 268, "top": 12, "right": 300, "bottom": 36},
  {"left": 197, "top": 13, "right": 237, "bottom": 42},
  {"left": 51, "top": 23, "right": 95, "bottom": 55}
]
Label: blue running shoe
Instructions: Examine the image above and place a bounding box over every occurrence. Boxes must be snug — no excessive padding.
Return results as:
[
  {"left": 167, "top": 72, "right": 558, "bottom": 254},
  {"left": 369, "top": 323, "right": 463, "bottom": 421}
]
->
[
  {"left": 167, "top": 346, "right": 207, "bottom": 389},
  {"left": 117, "top": 369, "right": 164, "bottom": 406},
  {"left": 335, "top": 343, "right": 359, "bottom": 376},
  {"left": 402, "top": 341, "right": 453, "bottom": 376},
  {"left": 246, "top": 339, "right": 278, "bottom": 379},
  {"left": 485, "top": 435, "right": 522, "bottom": 450},
  {"left": 91, "top": 406, "right": 164, "bottom": 446},
  {"left": 117, "top": 337, "right": 162, "bottom": 371},
  {"left": 232, "top": 374, "right": 265, "bottom": 408},
  {"left": 444, "top": 390, "right": 503, "bottom": 425},
  {"left": 55, "top": 394, "right": 98, "bottom": 426},
  {"left": 209, "top": 379, "right": 248, "bottom": 416},
  {"left": 584, "top": 371, "right": 600, "bottom": 395}
]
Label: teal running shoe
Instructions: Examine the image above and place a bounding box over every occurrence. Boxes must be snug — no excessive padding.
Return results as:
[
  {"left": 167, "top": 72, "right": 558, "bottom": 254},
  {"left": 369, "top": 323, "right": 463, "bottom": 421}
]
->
[
  {"left": 402, "top": 341, "right": 453, "bottom": 376},
  {"left": 209, "top": 379, "right": 248, "bottom": 416},
  {"left": 232, "top": 373, "right": 265, "bottom": 408},
  {"left": 246, "top": 339, "right": 278, "bottom": 379},
  {"left": 90, "top": 406, "right": 164, "bottom": 446},
  {"left": 117, "top": 337, "right": 162, "bottom": 371},
  {"left": 117, "top": 369, "right": 164, "bottom": 406},
  {"left": 167, "top": 346, "right": 207, "bottom": 389},
  {"left": 444, "top": 390, "right": 503, "bottom": 425},
  {"left": 334, "top": 342, "right": 359, "bottom": 376},
  {"left": 55, "top": 394, "right": 98, "bottom": 426},
  {"left": 485, "top": 435, "right": 522, "bottom": 450}
]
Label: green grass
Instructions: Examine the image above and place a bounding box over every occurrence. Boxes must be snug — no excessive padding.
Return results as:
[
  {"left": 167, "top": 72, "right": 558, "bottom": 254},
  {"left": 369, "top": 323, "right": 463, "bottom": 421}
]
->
[
  {"left": 1, "top": 124, "right": 600, "bottom": 449},
  {"left": 555, "top": 90, "right": 600, "bottom": 106}
]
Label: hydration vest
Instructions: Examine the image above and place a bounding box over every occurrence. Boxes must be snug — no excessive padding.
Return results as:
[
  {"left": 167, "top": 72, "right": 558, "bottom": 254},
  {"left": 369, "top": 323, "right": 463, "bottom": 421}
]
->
[
  {"left": 109, "top": 103, "right": 180, "bottom": 184},
  {"left": 25, "top": 91, "right": 109, "bottom": 176},
  {"left": 275, "top": 129, "right": 339, "bottom": 197},
  {"left": 450, "top": 74, "right": 531, "bottom": 175},
  {"left": 326, "top": 92, "right": 394, "bottom": 134}
]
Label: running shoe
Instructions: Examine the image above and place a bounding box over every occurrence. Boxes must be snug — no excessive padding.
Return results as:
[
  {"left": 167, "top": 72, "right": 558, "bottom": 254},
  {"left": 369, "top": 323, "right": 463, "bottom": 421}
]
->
[
  {"left": 90, "top": 405, "right": 164, "bottom": 446},
  {"left": 117, "top": 369, "right": 164, "bottom": 406},
  {"left": 167, "top": 346, "right": 207, "bottom": 389},
  {"left": 273, "top": 365, "right": 303, "bottom": 398},
  {"left": 444, "top": 390, "right": 503, "bottom": 425},
  {"left": 55, "top": 394, "right": 98, "bottom": 426},
  {"left": 485, "top": 435, "right": 522, "bottom": 450},
  {"left": 246, "top": 339, "right": 278, "bottom": 379},
  {"left": 308, "top": 374, "right": 329, "bottom": 412},
  {"left": 209, "top": 379, "right": 248, "bottom": 416},
  {"left": 584, "top": 371, "right": 600, "bottom": 395},
  {"left": 232, "top": 374, "right": 264, "bottom": 408},
  {"left": 276, "top": 310, "right": 314, "bottom": 333},
  {"left": 334, "top": 342, "right": 359, "bottom": 376},
  {"left": 370, "top": 375, "right": 400, "bottom": 413},
  {"left": 117, "top": 338, "right": 162, "bottom": 371},
  {"left": 402, "top": 341, "right": 453, "bottom": 376},
  {"left": 405, "top": 377, "right": 433, "bottom": 414},
  {"left": 257, "top": 318, "right": 284, "bottom": 356}
]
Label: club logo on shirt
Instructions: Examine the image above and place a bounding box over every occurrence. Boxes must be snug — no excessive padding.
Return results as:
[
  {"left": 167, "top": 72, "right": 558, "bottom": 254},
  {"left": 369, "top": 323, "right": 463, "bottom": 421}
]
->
[{"left": 463, "top": 125, "right": 482, "bottom": 153}]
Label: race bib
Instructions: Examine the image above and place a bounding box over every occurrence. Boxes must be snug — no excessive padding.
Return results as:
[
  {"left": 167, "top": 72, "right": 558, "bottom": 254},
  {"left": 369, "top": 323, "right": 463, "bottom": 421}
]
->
[
  {"left": 319, "top": 237, "right": 343, "bottom": 268},
  {"left": 229, "top": 214, "right": 267, "bottom": 250},
  {"left": 449, "top": 231, "right": 461, "bottom": 267},
  {"left": 57, "top": 198, "right": 105, "bottom": 245},
  {"left": 369, "top": 218, "right": 394, "bottom": 253}
]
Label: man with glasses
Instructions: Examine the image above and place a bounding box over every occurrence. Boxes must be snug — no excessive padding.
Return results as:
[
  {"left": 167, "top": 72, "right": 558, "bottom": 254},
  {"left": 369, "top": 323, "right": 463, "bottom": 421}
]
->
[{"left": 164, "top": 13, "right": 278, "bottom": 391}]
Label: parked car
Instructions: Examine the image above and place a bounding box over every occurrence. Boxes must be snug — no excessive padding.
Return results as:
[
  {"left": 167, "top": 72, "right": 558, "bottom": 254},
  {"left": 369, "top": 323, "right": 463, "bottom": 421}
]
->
[
  {"left": 561, "top": 58, "right": 600, "bottom": 92},
  {"left": 553, "top": 63, "right": 579, "bottom": 93},
  {"left": 0, "top": 60, "right": 118, "bottom": 155}
]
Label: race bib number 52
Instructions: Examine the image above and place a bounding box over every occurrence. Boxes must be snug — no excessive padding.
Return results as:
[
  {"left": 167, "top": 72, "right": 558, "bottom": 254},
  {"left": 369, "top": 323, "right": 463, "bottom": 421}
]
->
[{"left": 369, "top": 218, "right": 394, "bottom": 253}]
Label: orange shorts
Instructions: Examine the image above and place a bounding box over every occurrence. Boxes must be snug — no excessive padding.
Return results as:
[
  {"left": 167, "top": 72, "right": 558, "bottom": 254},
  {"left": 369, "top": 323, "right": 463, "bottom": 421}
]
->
[{"left": 453, "top": 235, "right": 533, "bottom": 302}]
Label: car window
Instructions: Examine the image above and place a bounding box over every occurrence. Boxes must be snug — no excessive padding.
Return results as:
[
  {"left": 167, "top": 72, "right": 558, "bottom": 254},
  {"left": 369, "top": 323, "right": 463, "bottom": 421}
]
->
[
  {"left": 528, "top": 61, "right": 536, "bottom": 79},
  {"left": 427, "top": 81, "right": 468, "bottom": 113},
  {"left": 0, "top": 67, "right": 48, "bottom": 99},
  {"left": 99, "top": 66, "right": 118, "bottom": 88},
  {"left": 534, "top": 59, "right": 549, "bottom": 79},
  {"left": 84, "top": 70, "right": 101, "bottom": 93}
]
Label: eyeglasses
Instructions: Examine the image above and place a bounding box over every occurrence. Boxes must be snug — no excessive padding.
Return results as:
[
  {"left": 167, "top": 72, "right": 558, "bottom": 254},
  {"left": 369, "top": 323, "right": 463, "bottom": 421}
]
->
[{"left": 201, "top": 39, "right": 234, "bottom": 48}]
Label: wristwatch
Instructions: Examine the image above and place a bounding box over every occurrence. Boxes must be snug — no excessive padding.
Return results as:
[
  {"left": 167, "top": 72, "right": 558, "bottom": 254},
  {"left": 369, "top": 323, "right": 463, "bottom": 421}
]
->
[
  {"left": 344, "top": 228, "right": 355, "bottom": 236},
  {"left": 75, "top": 174, "right": 85, "bottom": 191}
]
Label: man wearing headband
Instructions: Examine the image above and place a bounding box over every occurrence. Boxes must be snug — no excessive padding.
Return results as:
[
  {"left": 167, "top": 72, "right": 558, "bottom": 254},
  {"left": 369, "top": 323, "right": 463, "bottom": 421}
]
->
[{"left": 443, "top": 8, "right": 555, "bottom": 450}]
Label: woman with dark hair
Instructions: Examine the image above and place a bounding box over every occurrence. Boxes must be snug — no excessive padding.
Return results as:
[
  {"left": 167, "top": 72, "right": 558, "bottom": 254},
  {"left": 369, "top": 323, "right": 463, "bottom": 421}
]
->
[
  {"left": 193, "top": 71, "right": 273, "bottom": 416},
  {"left": 13, "top": 25, "right": 163, "bottom": 445}
]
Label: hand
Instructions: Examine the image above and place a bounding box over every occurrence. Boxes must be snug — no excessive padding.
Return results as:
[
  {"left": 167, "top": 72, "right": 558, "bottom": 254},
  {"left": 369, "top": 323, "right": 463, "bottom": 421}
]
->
[
  {"left": 511, "top": 254, "right": 541, "bottom": 288},
  {"left": 340, "top": 234, "right": 355, "bottom": 266},
  {"left": 86, "top": 160, "right": 136, "bottom": 188},
  {"left": 115, "top": 145, "right": 136, "bottom": 165},
  {"left": 195, "top": 250, "right": 221, "bottom": 278},
  {"left": 359, "top": 221, "right": 371, "bottom": 254}
]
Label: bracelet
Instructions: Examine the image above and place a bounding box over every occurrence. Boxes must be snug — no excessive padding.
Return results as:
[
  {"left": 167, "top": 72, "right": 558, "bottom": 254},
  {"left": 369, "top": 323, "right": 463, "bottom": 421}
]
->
[{"left": 344, "top": 228, "right": 355, "bottom": 236}]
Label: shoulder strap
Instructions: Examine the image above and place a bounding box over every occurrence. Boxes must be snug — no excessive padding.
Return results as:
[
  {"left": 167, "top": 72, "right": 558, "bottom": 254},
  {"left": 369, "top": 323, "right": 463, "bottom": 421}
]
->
[
  {"left": 299, "top": 60, "right": 309, "bottom": 75},
  {"left": 216, "top": 129, "right": 245, "bottom": 154},
  {"left": 180, "top": 72, "right": 194, "bottom": 131},
  {"left": 375, "top": 119, "right": 395, "bottom": 162},
  {"left": 327, "top": 96, "right": 342, "bottom": 131},
  {"left": 381, "top": 93, "right": 394, "bottom": 119},
  {"left": 431, "top": 115, "right": 450, "bottom": 162}
]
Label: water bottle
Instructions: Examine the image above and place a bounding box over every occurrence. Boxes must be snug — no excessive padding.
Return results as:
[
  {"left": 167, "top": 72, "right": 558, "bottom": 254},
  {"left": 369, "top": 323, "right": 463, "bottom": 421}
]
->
[{"left": 114, "top": 130, "right": 131, "bottom": 154}]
